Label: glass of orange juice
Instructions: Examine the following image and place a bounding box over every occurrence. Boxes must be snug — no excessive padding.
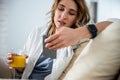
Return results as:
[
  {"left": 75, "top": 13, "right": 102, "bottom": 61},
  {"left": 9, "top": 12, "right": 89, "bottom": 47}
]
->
[{"left": 10, "top": 49, "right": 27, "bottom": 68}]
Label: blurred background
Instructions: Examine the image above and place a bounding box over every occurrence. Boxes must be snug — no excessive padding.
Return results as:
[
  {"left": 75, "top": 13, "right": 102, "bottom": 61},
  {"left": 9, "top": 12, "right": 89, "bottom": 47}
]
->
[{"left": 0, "top": 0, "right": 120, "bottom": 56}]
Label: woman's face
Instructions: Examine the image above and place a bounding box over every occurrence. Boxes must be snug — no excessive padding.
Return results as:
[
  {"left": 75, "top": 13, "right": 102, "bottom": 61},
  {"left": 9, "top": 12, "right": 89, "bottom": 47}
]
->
[{"left": 54, "top": 0, "right": 78, "bottom": 28}]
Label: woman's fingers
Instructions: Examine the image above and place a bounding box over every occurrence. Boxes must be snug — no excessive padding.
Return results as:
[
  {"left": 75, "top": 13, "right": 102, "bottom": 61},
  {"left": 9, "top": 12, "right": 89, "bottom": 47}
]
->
[
  {"left": 45, "top": 27, "right": 78, "bottom": 50},
  {"left": 7, "top": 53, "right": 17, "bottom": 64},
  {"left": 45, "top": 33, "right": 60, "bottom": 47},
  {"left": 45, "top": 37, "right": 62, "bottom": 48},
  {"left": 45, "top": 33, "right": 59, "bottom": 43},
  {"left": 7, "top": 53, "right": 13, "bottom": 62},
  {"left": 49, "top": 42, "right": 66, "bottom": 50},
  {"left": 9, "top": 66, "right": 14, "bottom": 69},
  {"left": 45, "top": 34, "right": 69, "bottom": 50}
]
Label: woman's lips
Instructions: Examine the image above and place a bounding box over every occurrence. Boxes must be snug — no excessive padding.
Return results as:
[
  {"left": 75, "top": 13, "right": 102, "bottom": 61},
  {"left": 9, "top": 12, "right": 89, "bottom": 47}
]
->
[{"left": 58, "top": 21, "right": 66, "bottom": 25}]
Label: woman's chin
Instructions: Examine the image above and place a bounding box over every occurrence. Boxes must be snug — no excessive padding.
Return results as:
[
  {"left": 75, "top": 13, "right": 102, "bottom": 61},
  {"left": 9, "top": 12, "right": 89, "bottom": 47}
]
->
[{"left": 56, "top": 25, "right": 63, "bottom": 28}]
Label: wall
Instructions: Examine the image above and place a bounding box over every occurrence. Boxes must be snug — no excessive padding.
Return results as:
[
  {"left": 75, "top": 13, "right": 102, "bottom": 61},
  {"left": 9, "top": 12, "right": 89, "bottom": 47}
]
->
[
  {"left": 0, "top": 0, "right": 8, "bottom": 55},
  {"left": 86, "top": 0, "right": 120, "bottom": 22},
  {"left": 7, "top": 0, "right": 53, "bottom": 50},
  {"left": 97, "top": 0, "right": 120, "bottom": 22}
]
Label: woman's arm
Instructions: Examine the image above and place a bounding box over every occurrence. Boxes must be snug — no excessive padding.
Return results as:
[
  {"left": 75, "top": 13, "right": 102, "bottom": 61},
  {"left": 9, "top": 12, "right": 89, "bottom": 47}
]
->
[
  {"left": 96, "top": 21, "right": 112, "bottom": 34},
  {"left": 76, "top": 21, "right": 112, "bottom": 39},
  {"left": 45, "top": 21, "right": 112, "bottom": 50}
]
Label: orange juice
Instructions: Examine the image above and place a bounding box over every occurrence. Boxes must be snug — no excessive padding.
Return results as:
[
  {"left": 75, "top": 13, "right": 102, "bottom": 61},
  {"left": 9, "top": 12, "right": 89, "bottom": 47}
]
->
[{"left": 10, "top": 55, "right": 26, "bottom": 68}]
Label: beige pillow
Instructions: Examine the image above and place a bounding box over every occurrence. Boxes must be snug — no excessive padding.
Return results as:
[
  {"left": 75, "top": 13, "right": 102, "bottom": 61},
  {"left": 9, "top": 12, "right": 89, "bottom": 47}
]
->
[{"left": 63, "top": 20, "right": 120, "bottom": 80}]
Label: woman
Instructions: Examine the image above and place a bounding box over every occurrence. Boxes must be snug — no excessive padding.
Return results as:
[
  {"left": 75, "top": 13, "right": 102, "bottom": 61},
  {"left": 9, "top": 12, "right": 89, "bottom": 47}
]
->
[
  {"left": 7, "top": 0, "right": 112, "bottom": 80},
  {"left": 45, "top": 0, "right": 112, "bottom": 50}
]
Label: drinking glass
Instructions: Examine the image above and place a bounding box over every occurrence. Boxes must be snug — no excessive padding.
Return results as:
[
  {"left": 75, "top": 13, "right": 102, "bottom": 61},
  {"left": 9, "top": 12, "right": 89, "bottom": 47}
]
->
[{"left": 9, "top": 49, "right": 27, "bottom": 68}]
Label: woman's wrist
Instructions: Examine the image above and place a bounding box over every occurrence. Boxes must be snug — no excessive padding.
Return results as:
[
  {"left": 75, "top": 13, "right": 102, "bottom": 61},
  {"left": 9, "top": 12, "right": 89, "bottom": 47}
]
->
[
  {"left": 87, "top": 24, "right": 98, "bottom": 39},
  {"left": 75, "top": 26, "right": 92, "bottom": 40},
  {"left": 95, "top": 21, "right": 112, "bottom": 34}
]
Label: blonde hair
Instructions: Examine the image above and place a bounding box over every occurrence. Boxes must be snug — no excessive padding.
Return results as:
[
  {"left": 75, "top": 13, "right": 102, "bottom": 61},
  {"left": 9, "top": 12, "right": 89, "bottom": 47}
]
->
[{"left": 48, "top": 0, "right": 90, "bottom": 35}]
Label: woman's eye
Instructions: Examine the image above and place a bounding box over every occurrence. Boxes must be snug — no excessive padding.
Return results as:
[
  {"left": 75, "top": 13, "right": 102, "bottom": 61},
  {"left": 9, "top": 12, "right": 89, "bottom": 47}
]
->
[
  {"left": 69, "top": 12, "right": 75, "bottom": 15},
  {"left": 58, "top": 7, "right": 64, "bottom": 11},
  {"left": 69, "top": 12, "right": 76, "bottom": 15}
]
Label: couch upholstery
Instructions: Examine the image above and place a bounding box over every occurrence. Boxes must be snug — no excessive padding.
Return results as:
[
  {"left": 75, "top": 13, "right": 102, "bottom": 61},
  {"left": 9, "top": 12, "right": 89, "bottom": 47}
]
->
[{"left": 59, "top": 20, "right": 120, "bottom": 80}]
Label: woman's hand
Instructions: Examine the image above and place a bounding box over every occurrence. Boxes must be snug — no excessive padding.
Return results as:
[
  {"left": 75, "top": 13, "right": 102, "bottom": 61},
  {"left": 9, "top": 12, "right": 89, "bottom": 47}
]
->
[
  {"left": 7, "top": 53, "right": 28, "bottom": 73},
  {"left": 7, "top": 53, "right": 18, "bottom": 69},
  {"left": 45, "top": 26, "right": 91, "bottom": 50}
]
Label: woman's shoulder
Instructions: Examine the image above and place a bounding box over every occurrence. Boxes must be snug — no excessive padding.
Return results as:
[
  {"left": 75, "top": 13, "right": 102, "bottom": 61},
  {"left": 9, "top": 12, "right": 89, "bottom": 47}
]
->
[
  {"left": 34, "top": 25, "right": 47, "bottom": 31},
  {"left": 32, "top": 25, "right": 49, "bottom": 34}
]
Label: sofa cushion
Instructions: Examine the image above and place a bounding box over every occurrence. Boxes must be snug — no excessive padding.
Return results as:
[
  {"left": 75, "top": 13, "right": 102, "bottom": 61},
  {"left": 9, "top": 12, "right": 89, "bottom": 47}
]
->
[{"left": 62, "top": 20, "right": 120, "bottom": 80}]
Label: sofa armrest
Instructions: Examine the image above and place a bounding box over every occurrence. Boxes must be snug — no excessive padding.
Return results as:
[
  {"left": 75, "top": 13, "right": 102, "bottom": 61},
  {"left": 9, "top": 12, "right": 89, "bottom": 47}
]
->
[{"left": 62, "top": 20, "right": 120, "bottom": 80}]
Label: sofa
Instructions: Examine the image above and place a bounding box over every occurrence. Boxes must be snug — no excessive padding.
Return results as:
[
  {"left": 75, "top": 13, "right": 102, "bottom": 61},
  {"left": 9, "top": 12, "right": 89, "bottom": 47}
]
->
[
  {"left": 58, "top": 20, "right": 120, "bottom": 80},
  {"left": 0, "top": 20, "right": 120, "bottom": 80}
]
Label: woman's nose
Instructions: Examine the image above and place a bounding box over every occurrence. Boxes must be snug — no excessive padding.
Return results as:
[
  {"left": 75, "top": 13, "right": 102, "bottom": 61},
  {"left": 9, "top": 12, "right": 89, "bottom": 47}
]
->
[{"left": 61, "top": 12, "right": 68, "bottom": 20}]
